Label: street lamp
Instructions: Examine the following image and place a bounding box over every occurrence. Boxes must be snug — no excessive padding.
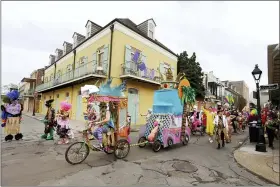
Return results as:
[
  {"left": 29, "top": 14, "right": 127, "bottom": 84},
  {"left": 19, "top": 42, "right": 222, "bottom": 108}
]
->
[{"left": 251, "top": 64, "right": 266, "bottom": 152}]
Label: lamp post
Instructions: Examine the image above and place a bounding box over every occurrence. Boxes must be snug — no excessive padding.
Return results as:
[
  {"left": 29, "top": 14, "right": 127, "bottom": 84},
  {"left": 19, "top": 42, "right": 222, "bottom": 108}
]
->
[{"left": 251, "top": 64, "right": 266, "bottom": 152}]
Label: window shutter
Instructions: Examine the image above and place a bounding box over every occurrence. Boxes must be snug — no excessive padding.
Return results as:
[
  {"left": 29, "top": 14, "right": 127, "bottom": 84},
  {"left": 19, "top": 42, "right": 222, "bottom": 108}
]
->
[
  {"left": 102, "top": 44, "right": 109, "bottom": 75},
  {"left": 92, "top": 52, "right": 97, "bottom": 73},
  {"left": 124, "top": 45, "right": 132, "bottom": 74},
  {"left": 140, "top": 53, "right": 147, "bottom": 77}
]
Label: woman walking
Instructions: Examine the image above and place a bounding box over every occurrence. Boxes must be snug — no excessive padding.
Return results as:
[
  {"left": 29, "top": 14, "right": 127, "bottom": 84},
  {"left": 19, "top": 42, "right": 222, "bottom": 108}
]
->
[{"left": 202, "top": 105, "right": 215, "bottom": 143}]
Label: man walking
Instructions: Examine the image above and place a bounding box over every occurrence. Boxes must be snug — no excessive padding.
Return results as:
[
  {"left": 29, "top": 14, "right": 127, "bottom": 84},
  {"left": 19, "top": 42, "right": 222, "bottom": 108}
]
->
[{"left": 214, "top": 109, "right": 228, "bottom": 149}]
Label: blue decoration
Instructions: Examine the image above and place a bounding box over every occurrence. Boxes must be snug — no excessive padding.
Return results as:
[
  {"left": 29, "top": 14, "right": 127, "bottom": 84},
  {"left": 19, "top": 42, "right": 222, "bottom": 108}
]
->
[
  {"left": 152, "top": 89, "right": 183, "bottom": 115},
  {"left": 98, "top": 79, "right": 127, "bottom": 97},
  {"left": 6, "top": 90, "right": 20, "bottom": 101},
  {"left": 132, "top": 51, "right": 140, "bottom": 62}
]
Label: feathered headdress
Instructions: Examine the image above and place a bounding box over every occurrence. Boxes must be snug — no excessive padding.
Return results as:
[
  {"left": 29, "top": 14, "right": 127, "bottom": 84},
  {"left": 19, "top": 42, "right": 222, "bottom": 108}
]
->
[
  {"left": 60, "top": 101, "right": 72, "bottom": 111},
  {"left": 6, "top": 90, "right": 20, "bottom": 101}
]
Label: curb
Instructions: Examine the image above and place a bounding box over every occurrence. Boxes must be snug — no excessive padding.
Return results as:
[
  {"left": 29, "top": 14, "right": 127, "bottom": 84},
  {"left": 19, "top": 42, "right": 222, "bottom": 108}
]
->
[{"left": 233, "top": 137, "right": 279, "bottom": 185}]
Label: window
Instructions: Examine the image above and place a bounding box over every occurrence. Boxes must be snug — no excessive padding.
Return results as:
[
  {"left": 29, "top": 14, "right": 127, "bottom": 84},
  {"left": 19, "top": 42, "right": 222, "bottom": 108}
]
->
[
  {"left": 73, "top": 35, "right": 77, "bottom": 47},
  {"left": 57, "top": 70, "right": 62, "bottom": 78},
  {"left": 44, "top": 96, "right": 46, "bottom": 100},
  {"left": 87, "top": 24, "right": 91, "bottom": 37},
  {"left": 56, "top": 94, "right": 59, "bottom": 98},
  {"left": 45, "top": 77, "right": 48, "bottom": 83},
  {"left": 50, "top": 74, "right": 54, "bottom": 81},
  {"left": 149, "top": 30, "right": 153, "bottom": 39},
  {"left": 49, "top": 96, "right": 52, "bottom": 99},
  {"left": 98, "top": 52, "right": 104, "bottom": 66},
  {"left": 66, "top": 92, "right": 69, "bottom": 97},
  {"left": 66, "top": 64, "right": 72, "bottom": 72},
  {"left": 63, "top": 44, "right": 67, "bottom": 54}
]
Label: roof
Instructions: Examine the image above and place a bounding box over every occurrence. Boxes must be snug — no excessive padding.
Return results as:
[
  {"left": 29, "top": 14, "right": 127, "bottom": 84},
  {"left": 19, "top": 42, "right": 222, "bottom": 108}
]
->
[
  {"left": 137, "top": 18, "right": 157, "bottom": 27},
  {"left": 45, "top": 18, "right": 177, "bottom": 70},
  {"left": 63, "top": 41, "right": 73, "bottom": 46},
  {"left": 85, "top": 20, "right": 102, "bottom": 28},
  {"left": 72, "top": 32, "right": 85, "bottom": 38},
  {"left": 116, "top": 18, "right": 176, "bottom": 56}
]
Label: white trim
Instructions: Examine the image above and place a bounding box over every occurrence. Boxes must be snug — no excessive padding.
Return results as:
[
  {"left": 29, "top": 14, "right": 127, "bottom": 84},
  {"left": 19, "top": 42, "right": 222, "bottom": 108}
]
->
[
  {"left": 114, "top": 22, "right": 177, "bottom": 61},
  {"left": 37, "top": 73, "right": 106, "bottom": 93},
  {"left": 120, "top": 74, "right": 161, "bottom": 85},
  {"left": 76, "top": 27, "right": 111, "bottom": 53}
]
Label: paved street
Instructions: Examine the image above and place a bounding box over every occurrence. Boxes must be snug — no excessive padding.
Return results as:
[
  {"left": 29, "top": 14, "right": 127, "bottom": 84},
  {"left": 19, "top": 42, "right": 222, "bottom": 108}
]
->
[{"left": 1, "top": 116, "right": 276, "bottom": 186}]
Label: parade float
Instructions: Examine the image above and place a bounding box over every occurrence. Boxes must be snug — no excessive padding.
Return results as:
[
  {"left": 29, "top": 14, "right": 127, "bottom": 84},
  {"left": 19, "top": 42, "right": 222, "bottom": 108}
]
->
[
  {"left": 1, "top": 90, "right": 23, "bottom": 141},
  {"left": 137, "top": 70, "right": 194, "bottom": 152},
  {"left": 65, "top": 79, "right": 131, "bottom": 164}
]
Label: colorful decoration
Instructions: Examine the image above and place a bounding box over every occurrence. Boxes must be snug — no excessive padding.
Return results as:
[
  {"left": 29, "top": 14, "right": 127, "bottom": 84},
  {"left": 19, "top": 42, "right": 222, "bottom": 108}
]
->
[
  {"left": 60, "top": 101, "right": 72, "bottom": 112},
  {"left": 178, "top": 79, "right": 190, "bottom": 99},
  {"left": 250, "top": 109, "right": 258, "bottom": 116},
  {"left": 181, "top": 86, "right": 196, "bottom": 106}
]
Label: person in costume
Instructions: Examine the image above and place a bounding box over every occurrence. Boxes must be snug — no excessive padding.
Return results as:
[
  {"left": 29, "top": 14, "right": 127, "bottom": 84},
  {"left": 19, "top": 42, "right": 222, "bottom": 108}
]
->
[
  {"left": 202, "top": 105, "right": 215, "bottom": 143},
  {"left": 226, "top": 111, "right": 233, "bottom": 143},
  {"left": 56, "top": 101, "right": 72, "bottom": 144},
  {"left": 214, "top": 109, "right": 228, "bottom": 149},
  {"left": 265, "top": 112, "right": 278, "bottom": 149},
  {"left": 41, "top": 99, "right": 56, "bottom": 140},
  {"left": 93, "top": 102, "right": 115, "bottom": 150},
  {"left": 1, "top": 90, "right": 23, "bottom": 141}
]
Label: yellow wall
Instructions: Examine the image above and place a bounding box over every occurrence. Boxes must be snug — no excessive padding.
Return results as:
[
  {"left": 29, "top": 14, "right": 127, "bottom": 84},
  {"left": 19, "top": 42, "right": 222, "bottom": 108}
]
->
[
  {"left": 111, "top": 30, "right": 177, "bottom": 81},
  {"left": 75, "top": 33, "right": 111, "bottom": 67},
  {"left": 56, "top": 56, "right": 74, "bottom": 75},
  {"left": 44, "top": 66, "right": 55, "bottom": 82}
]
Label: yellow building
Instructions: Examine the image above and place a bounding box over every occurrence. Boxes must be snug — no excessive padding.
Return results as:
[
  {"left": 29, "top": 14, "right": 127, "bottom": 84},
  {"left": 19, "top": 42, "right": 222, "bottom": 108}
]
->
[{"left": 36, "top": 18, "right": 178, "bottom": 126}]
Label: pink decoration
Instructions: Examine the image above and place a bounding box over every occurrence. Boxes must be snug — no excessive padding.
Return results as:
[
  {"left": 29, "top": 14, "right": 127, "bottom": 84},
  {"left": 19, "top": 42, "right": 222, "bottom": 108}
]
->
[{"left": 60, "top": 101, "right": 72, "bottom": 111}]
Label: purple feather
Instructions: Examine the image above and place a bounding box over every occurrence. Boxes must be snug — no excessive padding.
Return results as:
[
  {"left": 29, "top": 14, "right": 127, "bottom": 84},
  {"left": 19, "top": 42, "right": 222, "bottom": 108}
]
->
[
  {"left": 138, "top": 62, "right": 146, "bottom": 71},
  {"left": 6, "top": 90, "right": 20, "bottom": 101},
  {"left": 132, "top": 51, "right": 140, "bottom": 62}
]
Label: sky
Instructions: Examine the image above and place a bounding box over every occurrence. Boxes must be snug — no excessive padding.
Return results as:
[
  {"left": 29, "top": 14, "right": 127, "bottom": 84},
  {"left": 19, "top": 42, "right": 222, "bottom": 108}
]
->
[{"left": 2, "top": 1, "right": 279, "bottom": 93}]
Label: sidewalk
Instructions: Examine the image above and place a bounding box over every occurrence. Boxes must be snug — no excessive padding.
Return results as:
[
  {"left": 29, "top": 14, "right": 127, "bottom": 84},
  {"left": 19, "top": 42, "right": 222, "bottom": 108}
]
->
[
  {"left": 234, "top": 137, "right": 279, "bottom": 185},
  {"left": 23, "top": 112, "right": 142, "bottom": 132}
]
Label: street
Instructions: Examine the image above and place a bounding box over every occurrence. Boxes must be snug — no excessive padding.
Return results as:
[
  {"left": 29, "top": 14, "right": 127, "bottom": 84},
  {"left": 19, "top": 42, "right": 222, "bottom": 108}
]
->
[{"left": 1, "top": 116, "right": 276, "bottom": 186}]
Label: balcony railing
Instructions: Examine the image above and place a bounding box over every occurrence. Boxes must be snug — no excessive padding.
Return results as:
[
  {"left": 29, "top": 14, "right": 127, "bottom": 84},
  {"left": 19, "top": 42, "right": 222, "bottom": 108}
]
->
[
  {"left": 36, "top": 61, "right": 107, "bottom": 92},
  {"left": 120, "top": 61, "right": 161, "bottom": 84},
  {"left": 23, "top": 89, "right": 35, "bottom": 96}
]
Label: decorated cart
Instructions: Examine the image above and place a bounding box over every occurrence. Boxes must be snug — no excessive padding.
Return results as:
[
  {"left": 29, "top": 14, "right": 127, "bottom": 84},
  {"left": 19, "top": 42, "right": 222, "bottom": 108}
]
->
[
  {"left": 65, "top": 79, "right": 131, "bottom": 164},
  {"left": 138, "top": 71, "right": 196, "bottom": 152}
]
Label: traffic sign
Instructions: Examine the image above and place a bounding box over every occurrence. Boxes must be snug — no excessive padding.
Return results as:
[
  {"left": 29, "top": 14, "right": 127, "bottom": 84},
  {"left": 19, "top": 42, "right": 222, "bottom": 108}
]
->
[{"left": 260, "top": 84, "right": 279, "bottom": 91}]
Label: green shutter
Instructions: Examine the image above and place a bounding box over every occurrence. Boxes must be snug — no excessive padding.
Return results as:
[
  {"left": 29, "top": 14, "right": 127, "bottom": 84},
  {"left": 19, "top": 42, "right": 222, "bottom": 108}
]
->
[
  {"left": 125, "top": 45, "right": 132, "bottom": 74},
  {"left": 102, "top": 44, "right": 109, "bottom": 75},
  {"left": 92, "top": 52, "right": 97, "bottom": 73}
]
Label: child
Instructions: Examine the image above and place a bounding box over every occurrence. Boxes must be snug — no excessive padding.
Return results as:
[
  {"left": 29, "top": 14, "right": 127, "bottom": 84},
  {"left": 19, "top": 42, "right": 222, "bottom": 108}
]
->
[{"left": 56, "top": 101, "right": 72, "bottom": 144}]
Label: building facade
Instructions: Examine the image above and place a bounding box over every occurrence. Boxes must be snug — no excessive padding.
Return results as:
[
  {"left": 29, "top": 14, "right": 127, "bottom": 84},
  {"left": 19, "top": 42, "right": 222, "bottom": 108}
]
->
[
  {"left": 267, "top": 44, "right": 280, "bottom": 107},
  {"left": 203, "top": 71, "right": 224, "bottom": 103},
  {"left": 228, "top": 81, "right": 249, "bottom": 107},
  {"left": 221, "top": 80, "right": 242, "bottom": 109},
  {"left": 19, "top": 68, "right": 45, "bottom": 113},
  {"left": 36, "top": 18, "right": 178, "bottom": 126}
]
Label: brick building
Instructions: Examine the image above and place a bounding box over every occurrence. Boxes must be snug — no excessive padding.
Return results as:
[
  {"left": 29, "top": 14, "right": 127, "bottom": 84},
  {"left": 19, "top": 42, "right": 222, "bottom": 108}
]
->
[
  {"left": 229, "top": 81, "right": 250, "bottom": 107},
  {"left": 267, "top": 44, "right": 280, "bottom": 107}
]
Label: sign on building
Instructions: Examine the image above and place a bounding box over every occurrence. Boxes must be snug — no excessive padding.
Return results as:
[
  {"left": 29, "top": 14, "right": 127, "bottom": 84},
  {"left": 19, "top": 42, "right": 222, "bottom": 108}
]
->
[{"left": 260, "top": 84, "right": 279, "bottom": 91}]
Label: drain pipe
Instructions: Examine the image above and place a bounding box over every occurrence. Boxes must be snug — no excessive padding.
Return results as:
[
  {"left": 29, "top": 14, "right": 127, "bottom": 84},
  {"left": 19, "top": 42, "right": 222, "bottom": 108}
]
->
[
  {"left": 72, "top": 49, "right": 76, "bottom": 77},
  {"left": 108, "top": 24, "right": 114, "bottom": 79}
]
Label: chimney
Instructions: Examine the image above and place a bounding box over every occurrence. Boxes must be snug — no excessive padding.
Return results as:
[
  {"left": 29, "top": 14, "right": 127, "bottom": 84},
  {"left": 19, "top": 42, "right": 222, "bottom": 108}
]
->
[
  {"left": 73, "top": 32, "right": 86, "bottom": 48},
  {"left": 63, "top": 42, "right": 73, "bottom": 55},
  {"left": 49, "top": 55, "right": 56, "bottom": 65},
  {"left": 55, "top": 49, "right": 63, "bottom": 61},
  {"left": 85, "top": 20, "right": 102, "bottom": 38}
]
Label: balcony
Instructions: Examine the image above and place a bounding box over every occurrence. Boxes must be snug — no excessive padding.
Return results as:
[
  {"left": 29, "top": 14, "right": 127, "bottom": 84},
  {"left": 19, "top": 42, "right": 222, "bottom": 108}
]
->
[
  {"left": 23, "top": 89, "right": 35, "bottom": 97},
  {"left": 120, "top": 61, "right": 161, "bottom": 85},
  {"left": 36, "top": 61, "right": 107, "bottom": 92}
]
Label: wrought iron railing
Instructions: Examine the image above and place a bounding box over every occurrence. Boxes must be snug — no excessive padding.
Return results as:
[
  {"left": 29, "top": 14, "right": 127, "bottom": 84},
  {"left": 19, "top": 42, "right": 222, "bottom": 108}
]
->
[
  {"left": 35, "top": 60, "right": 107, "bottom": 92},
  {"left": 23, "top": 89, "right": 35, "bottom": 96},
  {"left": 120, "top": 61, "right": 161, "bottom": 83}
]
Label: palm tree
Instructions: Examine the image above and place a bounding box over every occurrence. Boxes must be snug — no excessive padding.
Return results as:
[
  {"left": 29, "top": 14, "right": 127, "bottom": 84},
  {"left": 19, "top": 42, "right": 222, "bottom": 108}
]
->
[{"left": 180, "top": 82, "right": 196, "bottom": 142}]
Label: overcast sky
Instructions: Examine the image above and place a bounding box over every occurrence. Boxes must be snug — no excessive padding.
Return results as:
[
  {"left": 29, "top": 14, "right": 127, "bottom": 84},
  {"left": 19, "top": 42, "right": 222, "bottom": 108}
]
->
[{"left": 2, "top": 1, "right": 279, "bottom": 92}]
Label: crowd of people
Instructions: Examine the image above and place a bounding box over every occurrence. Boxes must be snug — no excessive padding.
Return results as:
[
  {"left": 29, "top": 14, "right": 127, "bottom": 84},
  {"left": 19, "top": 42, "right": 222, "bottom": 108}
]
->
[{"left": 188, "top": 103, "right": 280, "bottom": 150}]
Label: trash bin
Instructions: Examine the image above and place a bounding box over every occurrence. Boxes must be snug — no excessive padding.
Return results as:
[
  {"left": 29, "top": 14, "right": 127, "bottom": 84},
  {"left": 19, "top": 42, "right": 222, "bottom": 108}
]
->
[{"left": 249, "top": 122, "right": 258, "bottom": 142}]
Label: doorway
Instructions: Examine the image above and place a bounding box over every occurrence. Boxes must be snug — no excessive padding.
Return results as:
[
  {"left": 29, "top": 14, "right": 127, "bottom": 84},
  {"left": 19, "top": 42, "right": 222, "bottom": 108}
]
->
[{"left": 128, "top": 88, "right": 139, "bottom": 125}]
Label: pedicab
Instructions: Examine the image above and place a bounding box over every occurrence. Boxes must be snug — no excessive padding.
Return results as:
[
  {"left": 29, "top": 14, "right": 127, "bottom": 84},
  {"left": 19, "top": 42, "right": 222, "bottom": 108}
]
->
[
  {"left": 138, "top": 71, "right": 196, "bottom": 152},
  {"left": 65, "top": 80, "right": 131, "bottom": 165}
]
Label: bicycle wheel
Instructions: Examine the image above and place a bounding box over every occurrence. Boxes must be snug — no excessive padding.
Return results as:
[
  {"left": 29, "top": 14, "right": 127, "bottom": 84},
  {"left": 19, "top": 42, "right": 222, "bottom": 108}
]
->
[
  {"left": 65, "top": 142, "right": 90, "bottom": 165},
  {"left": 114, "top": 139, "right": 130, "bottom": 159}
]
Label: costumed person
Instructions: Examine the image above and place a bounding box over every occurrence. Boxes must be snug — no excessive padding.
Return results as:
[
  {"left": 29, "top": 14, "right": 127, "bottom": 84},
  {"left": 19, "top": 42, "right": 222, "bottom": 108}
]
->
[
  {"left": 231, "top": 109, "right": 238, "bottom": 133},
  {"left": 41, "top": 99, "right": 56, "bottom": 140},
  {"left": 148, "top": 118, "right": 160, "bottom": 142},
  {"left": 226, "top": 111, "right": 233, "bottom": 143},
  {"left": 202, "top": 105, "right": 215, "bottom": 143},
  {"left": 2, "top": 90, "right": 23, "bottom": 141},
  {"left": 141, "top": 108, "right": 153, "bottom": 122},
  {"left": 214, "top": 109, "right": 228, "bottom": 149},
  {"left": 265, "top": 112, "right": 278, "bottom": 149},
  {"left": 237, "top": 112, "right": 244, "bottom": 132},
  {"left": 56, "top": 101, "right": 72, "bottom": 144},
  {"left": 190, "top": 110, "right": 201, "bottom": 130},
  {"left": 94, "top": 102, "right": 115, "bottom": 151}
]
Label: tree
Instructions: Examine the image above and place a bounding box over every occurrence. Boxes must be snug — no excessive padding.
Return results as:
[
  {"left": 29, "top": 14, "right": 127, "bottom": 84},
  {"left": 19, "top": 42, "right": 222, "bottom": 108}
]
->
[
  {"left": 177, "top": 51, "right": 205, "bottom": 99},
  {"left": 2, "top": 83, "right": 18, "bottom": 94}
]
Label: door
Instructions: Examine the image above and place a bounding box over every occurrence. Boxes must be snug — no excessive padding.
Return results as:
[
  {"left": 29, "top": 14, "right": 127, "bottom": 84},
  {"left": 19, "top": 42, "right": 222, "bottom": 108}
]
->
[
  {"left": 128, "top": 88, "right": 139, "bottom": 126},
  {"left": 55, "top": 99, "right": 59, "bottom": 113},
  {"left": 76, "top": 95, "right": 83, "bottom": 120}
]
